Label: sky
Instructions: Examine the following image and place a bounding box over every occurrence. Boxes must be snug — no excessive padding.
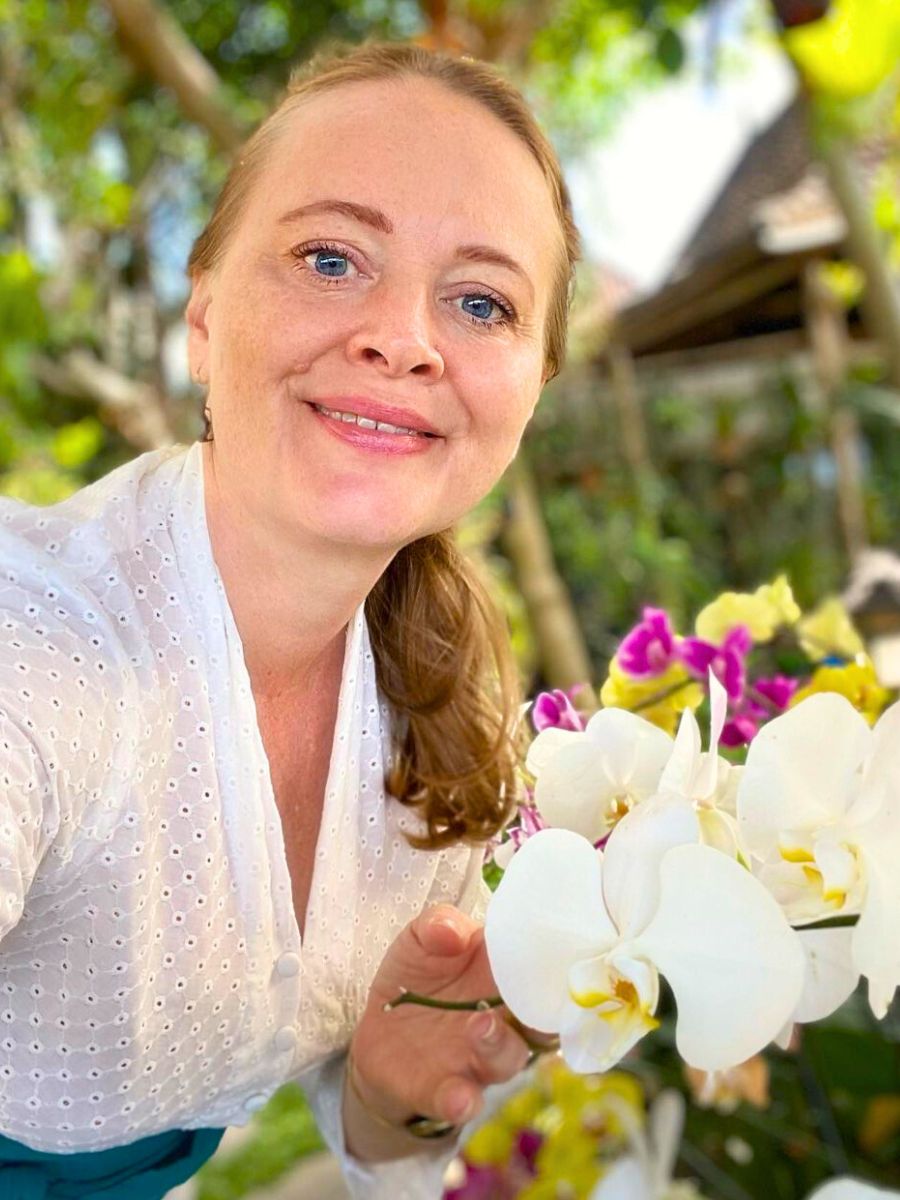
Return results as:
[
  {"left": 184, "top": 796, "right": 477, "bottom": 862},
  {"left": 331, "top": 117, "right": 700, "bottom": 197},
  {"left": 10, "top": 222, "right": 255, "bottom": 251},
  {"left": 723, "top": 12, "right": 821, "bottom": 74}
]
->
[{"left": 566, "top": 0, "right": 796, "bottom": 295}]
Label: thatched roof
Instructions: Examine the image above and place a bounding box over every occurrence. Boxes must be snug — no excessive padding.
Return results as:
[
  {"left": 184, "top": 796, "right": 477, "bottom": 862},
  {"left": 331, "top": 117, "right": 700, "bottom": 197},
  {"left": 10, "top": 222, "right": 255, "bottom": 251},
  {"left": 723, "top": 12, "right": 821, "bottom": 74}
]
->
[{"left": 670, "top": 97, "right": 813, "bottom": 281}]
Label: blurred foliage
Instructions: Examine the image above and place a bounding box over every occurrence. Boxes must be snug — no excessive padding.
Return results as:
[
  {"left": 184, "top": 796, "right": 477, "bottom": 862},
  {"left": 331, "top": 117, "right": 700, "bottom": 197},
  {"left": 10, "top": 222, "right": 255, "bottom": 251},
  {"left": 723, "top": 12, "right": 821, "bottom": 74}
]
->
[
  {"left": 2, "top": 0, "right": 900, "bottom": 1196},
  {"left": 643, "top": 989, "right": 900, "bottom": 1198},
  {"left": 192, "top": 1083, "right": 324, "bottom": 1200}
]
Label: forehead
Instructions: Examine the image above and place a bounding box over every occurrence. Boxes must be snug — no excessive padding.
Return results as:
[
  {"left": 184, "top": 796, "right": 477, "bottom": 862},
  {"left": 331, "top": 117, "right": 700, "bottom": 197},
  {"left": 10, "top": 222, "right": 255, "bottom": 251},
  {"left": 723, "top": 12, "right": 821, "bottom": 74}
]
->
[{"left": 243, "top": 77, "right": 562, "bottom": 284}]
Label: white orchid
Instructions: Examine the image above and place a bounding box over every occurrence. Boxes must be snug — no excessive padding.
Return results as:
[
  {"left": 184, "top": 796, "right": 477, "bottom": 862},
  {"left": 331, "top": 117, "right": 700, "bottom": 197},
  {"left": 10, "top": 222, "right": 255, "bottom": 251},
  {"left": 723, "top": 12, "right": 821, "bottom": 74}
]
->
[
  {"left": 657, "top": 673, "right": 744, "bottom": 858},
  {"left": 590, "top": 1090, "right": 704, "bottom": 1200},
  {"left": 737, "top": 694, "right": 900, "bottom": 1017},
  {"left": 776, "top": 927, "right": 860, "bottom": 1048},
  {"left": 484, "top": 798, "right": 804, "bottom": 1075},
  {"left": 807, "top": 1181, "right": 900, "bottom": 1199},
  {"left": 525, "top": 707, "right": 673, "bottom": 843}
]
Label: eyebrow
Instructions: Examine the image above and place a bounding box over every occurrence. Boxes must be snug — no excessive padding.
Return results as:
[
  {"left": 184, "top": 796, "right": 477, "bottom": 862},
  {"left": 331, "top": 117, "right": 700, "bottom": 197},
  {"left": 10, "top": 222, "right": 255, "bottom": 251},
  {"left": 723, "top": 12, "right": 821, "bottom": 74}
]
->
[{"left": 277, "top": 198, "right": 533, "bottom": 296}]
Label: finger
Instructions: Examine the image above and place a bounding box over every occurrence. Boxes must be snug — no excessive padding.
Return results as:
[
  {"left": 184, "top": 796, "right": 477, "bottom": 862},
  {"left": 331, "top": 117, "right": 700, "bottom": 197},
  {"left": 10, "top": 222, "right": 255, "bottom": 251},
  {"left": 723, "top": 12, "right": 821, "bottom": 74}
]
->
[
  {"left": 467, "top": 1010, "right": 532, "bottom": 1086},
  {"left": 432, "top": 1073, "right": 483, "bottom": 1125},
  {"left": 412, "top": 904, "right": 480, "bottom": 958}
]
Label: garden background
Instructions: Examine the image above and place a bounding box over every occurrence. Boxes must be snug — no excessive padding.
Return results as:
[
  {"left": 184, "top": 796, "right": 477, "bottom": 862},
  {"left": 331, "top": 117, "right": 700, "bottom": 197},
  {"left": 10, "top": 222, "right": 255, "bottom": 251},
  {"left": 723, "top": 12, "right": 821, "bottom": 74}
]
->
[{"left": 1, "top": 0, "right": 899, "bottom": 1196}]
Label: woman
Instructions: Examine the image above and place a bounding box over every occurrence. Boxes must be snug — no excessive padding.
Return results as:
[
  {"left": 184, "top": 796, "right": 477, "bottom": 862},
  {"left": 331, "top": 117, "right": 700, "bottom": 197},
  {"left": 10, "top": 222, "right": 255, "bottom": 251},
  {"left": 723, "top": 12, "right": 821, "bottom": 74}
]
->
[{"left": 0, "top": 39, "right": 581, "bottom": 1198}]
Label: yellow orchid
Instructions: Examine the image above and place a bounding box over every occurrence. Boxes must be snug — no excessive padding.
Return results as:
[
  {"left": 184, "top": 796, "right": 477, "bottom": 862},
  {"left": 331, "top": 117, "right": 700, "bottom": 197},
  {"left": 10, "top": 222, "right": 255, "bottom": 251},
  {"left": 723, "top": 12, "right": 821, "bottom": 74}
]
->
[
  {"left": 797, "top": 597, "right": 865, "bottom": 663},
  {"left": 791, "top": 658, "right": 890, "bottom": 725},
  {"left": 694, "top": 575, "right": 800, "bottom": 645},
  {"left": 600, "top": 660, "right": 703, "bottom": 736},
  {"left": 784, "top": 0, "right": 900, "bottom": 100},
  {"left": 528, "top": 1126, "right": 603, "bottom": 1197}
]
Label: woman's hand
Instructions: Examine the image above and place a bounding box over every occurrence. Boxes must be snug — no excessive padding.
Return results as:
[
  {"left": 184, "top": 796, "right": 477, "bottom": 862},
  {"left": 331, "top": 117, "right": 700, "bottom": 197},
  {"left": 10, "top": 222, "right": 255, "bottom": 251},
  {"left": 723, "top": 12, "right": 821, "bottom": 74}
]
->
[{"left": 345, "top": 903, "right": 532, "bottom": 1156}]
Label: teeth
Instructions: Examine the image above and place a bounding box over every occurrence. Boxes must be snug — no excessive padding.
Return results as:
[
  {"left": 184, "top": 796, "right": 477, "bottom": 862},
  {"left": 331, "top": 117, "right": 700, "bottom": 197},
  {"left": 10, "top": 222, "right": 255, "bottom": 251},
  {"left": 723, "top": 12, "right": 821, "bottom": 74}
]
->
[{"left": 313, "top": 404, "right": 425, "bottom": 437}]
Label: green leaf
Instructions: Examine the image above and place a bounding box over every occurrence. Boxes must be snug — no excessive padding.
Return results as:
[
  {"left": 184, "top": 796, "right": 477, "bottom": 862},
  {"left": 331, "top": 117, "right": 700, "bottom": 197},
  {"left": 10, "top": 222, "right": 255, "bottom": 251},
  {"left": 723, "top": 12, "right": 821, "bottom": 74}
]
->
[
  {"left": 51, "top": 418, "right": 104, "bottom": 469},
  {"left": 654, "top": 25, "right": 685, "bottom": 73}
]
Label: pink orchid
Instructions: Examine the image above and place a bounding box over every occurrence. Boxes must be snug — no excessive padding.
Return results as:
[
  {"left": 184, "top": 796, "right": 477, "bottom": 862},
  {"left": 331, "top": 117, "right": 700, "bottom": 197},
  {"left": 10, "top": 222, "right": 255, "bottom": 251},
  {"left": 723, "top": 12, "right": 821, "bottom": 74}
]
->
[
  {"left": 532, "top": 689, "right": 586, "bottom": 732},
  {"left": 679, "top": 626, "right": 752, "bottom": 702},
  {"left": 491, "top": 803, "right": 547, "bottom": 868},
  {"left": 722, "top": 674, "right": 799, "bottom": 747},
  {"left": 618, "top": 608, "right": 678, "bottom": 678}
]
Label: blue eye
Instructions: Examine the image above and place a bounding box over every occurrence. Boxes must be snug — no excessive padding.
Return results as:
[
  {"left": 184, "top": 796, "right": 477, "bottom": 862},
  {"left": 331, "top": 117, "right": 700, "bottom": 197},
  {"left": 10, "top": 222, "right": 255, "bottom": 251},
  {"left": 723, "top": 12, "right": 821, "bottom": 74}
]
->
[
  {"left": 461, "top": 296, "right": 496, "bottom": 321},
  {"left": 312, "top": 250, "right": 349, "bottom": 277}
]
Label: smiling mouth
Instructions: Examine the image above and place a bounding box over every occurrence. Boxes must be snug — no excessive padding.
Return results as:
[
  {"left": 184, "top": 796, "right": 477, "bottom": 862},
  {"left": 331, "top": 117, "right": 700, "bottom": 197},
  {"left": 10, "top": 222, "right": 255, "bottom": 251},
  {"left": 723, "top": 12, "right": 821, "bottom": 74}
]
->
[{"left": 308, "top": 402, "right": 439, "bottom": 438}]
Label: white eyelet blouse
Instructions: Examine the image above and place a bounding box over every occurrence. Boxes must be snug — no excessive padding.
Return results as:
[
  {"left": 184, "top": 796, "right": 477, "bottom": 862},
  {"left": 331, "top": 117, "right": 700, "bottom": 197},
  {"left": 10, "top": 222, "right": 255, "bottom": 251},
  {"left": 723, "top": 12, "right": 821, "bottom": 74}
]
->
[{"left": 0, "top": 440, "right": 489, "bottom": 1196}]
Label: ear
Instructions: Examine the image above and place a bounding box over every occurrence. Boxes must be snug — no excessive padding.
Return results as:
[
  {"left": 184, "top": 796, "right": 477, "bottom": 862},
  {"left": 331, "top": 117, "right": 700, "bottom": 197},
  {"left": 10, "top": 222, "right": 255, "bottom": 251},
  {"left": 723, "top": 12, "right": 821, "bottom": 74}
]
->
[{"left": 186, "top": 271, "right": 213, "bottom": 385}]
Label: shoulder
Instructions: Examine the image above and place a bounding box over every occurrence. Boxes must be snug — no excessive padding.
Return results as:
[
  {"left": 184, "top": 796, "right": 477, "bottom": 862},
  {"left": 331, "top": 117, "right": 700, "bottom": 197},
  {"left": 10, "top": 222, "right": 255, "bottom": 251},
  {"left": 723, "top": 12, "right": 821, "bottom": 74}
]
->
[{"left": 0, "top": 448, "right": 193, "bottom": 788}]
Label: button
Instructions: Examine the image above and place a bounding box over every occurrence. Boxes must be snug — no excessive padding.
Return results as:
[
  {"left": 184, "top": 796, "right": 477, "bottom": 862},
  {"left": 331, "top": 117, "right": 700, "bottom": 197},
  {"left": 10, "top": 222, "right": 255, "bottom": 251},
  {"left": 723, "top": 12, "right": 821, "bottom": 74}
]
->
[
  {"left": 275, "top": 952, "right": 300, "bottom": 978},
  {"left": 274, "top": 1026, "right": 298, "bottom": 1052},
  {"left": 244, "top": 1093, "right": 269, "bottom": 1113}
]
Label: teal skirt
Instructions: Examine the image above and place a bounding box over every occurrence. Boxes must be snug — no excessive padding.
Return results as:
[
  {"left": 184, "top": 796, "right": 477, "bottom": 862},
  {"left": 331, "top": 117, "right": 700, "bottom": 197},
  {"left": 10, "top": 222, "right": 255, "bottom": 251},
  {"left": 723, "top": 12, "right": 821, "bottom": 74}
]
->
[{"left": 0, "top": 1126, "right": 226, "bottom": 1199}]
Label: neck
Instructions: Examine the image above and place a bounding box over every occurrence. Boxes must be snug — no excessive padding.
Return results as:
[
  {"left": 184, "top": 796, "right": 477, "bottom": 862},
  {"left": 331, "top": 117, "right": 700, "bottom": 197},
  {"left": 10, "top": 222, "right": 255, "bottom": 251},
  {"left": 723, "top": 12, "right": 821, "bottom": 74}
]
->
[{"left": 200, "top": 441, "right": 394, "bottom": 699}]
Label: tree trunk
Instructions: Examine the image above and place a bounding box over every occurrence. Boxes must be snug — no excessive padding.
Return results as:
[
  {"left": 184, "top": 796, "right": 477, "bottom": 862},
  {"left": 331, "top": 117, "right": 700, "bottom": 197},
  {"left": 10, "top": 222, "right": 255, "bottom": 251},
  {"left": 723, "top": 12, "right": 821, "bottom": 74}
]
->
[
  {"left": 804, "top": 260, "right": 868, "bottom": 563},
  {"left": 817, "top": 133, "right": 900, "bottom": 390},
  {"left": 501, "top": 456, "right": 595, "bottom": 694}
]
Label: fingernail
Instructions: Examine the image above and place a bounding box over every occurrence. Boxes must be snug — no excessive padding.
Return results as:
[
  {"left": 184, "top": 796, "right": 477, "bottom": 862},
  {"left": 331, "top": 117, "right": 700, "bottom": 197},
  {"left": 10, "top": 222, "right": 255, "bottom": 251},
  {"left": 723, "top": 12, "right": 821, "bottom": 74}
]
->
[
  {"left": 472, "top": 1012, "right": 494, "bottom": 1040},
  {"left": 434, "top": 916, "right": 460, "bottom": 935},
  {"left": 449, "top": 1088, "right": 476, "bottom": 1123}
]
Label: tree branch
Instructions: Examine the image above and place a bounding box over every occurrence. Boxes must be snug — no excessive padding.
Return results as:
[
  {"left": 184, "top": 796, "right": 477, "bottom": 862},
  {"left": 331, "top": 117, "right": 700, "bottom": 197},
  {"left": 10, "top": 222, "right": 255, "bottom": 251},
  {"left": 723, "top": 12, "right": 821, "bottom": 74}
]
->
[
  {"left": 106, "top": 0, "right": 247, "bottom": 153},
  {"left": 33, "top": 351, "right": 177, "bottom": 451}
]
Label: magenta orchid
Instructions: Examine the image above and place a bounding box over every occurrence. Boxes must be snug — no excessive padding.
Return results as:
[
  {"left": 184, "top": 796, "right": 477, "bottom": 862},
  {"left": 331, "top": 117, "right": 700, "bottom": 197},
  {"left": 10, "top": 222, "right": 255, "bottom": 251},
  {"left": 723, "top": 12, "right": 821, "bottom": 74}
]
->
[
  {"left": 679, "top": 626, "right": 752, "bottom": 702},
  {"left": 618, "top": 608, "right": 679, "bottom": 678},
  {"left": 531, "top": 688, "right": 586, "bottom": 732},
  {"left": 722, "top": 675, "right": 799, "bottom": 748}
]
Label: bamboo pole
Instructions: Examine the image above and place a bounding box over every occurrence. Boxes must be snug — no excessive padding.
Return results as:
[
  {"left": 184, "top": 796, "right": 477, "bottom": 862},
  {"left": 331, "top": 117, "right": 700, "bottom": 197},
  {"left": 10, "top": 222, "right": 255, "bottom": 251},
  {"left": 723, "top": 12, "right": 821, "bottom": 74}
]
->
[
  {"left": 501, "top": 457, "right": 595, "bottom": 694},
  {"left": 803, "top": 260, "right": 868, "bottom": 563}
]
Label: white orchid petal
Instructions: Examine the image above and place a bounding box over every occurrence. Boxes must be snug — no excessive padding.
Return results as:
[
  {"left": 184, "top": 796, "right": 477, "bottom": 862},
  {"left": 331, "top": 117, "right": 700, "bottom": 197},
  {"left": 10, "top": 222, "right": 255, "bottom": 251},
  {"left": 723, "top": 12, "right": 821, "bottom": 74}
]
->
[
  {"left": 658, "top": 708, "right": 701, "bottom": 798},
  {"left": 609, "top": 952, "right": 660, "bottom": 1014},
  {"left": 737, "top": 695, "right": 871, "bottom": 861},
  {"left": 533, "top": 740, "right": 623, "bottom": 841},
  {"left": 855, "top": 701, "right": 900, "bottom": 824},
  {"left": 807, "top": 1180, "right": 900, "bottom": 1200},
  {"left": 589, "top": 1157, "right": 652, "bottom": 1200},
  {"left": 697, "top": 807, "right": 743, "bottom": 859},
  {"left": 754, "top": 858, "right": 836, "bottom": 926},
  {"left": 484, "top": 829, "right": 614, "bottom": 1032},
  {"left": 635, "top": 844, "right": 804, "bottom": 1071},
  {"left": 525, "top": 726, "right": 584, "bottom": 777},
  {"left": 694, "top": 671, "right": 728, "bottom": 798},
  {"left": 793, "top": 928, "right": 859, "bottom": 1025},
  {"left": 708, "top": 670, "right": 728, "bottom": 758},
  {"left": 774, "top": 1020, "right": 795, "bottom": 1051},
  {"left": 584, "top": 708, "right": 674, "bottom": 796},
  {"left": 601, "top": 796, "right": 700, "bottom": 937},
  {"left": 559, "top": 994, "right": 654, "bottom": 1074},
  {"left": 853, "top": 838, "right": 900, "bottom": 1018}
]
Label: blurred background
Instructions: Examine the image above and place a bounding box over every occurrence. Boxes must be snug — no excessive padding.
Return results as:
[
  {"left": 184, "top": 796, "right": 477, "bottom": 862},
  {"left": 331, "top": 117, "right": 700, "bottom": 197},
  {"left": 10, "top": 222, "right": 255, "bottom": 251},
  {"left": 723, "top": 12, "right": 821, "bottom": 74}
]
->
[{"left": 1, "top": 0, "right": 899, "bottom": 1196}]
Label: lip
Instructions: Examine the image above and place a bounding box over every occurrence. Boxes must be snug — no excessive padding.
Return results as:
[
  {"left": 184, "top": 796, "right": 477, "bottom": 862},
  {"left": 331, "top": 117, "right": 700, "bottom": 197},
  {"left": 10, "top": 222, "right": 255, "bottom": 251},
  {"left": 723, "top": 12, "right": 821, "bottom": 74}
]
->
[
  {"left": 306, "top": 397, "right": 442, "bottom": 437},
  {"left": 306, "top": 404, "right": 439, "bottom": 457}
]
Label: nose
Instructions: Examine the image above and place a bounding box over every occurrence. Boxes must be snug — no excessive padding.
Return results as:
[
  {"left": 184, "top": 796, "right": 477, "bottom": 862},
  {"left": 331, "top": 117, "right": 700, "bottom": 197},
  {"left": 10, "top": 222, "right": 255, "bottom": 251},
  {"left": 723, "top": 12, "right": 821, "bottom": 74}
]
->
[{"left": 345, "top": 279, "right": 445, "bottom": 381}]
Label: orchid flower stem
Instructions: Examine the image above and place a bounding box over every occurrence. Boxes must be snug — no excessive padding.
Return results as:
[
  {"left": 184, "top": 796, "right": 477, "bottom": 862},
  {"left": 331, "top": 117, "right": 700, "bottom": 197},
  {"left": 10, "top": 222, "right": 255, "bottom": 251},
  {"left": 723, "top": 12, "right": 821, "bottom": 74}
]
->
[
  {"left": 384, "top": 990, "right": 504, "bottom": 1013},
  {"left": 798, "top": 1040, "right": 851, "bottom": 1175},
  {"left": 630, "top": 677, "right": 695, "bottom": 713}
]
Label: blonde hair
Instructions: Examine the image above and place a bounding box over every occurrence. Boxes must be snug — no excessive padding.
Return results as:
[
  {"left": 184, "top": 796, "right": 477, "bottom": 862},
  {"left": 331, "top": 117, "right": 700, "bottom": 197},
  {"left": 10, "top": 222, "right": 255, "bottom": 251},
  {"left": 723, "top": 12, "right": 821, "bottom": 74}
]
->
[{"left": 188, "top": 40, "right": 582, "bottom": 849}]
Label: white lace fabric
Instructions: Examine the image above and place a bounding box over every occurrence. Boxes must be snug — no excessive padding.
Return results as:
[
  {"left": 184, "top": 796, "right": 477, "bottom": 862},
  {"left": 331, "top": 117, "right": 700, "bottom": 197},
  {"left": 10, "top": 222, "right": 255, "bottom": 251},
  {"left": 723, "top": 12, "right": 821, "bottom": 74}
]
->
[{"left": 0, "top": 441, "right": 488, "bottom": 1194}]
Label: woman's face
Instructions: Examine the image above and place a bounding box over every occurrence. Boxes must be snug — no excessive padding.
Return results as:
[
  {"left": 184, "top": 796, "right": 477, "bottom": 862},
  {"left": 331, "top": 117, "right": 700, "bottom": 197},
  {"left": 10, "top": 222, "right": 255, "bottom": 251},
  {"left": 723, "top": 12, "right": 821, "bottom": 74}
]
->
[{"left": 188, "top": 76, "right": 562, "bottom": 552}]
